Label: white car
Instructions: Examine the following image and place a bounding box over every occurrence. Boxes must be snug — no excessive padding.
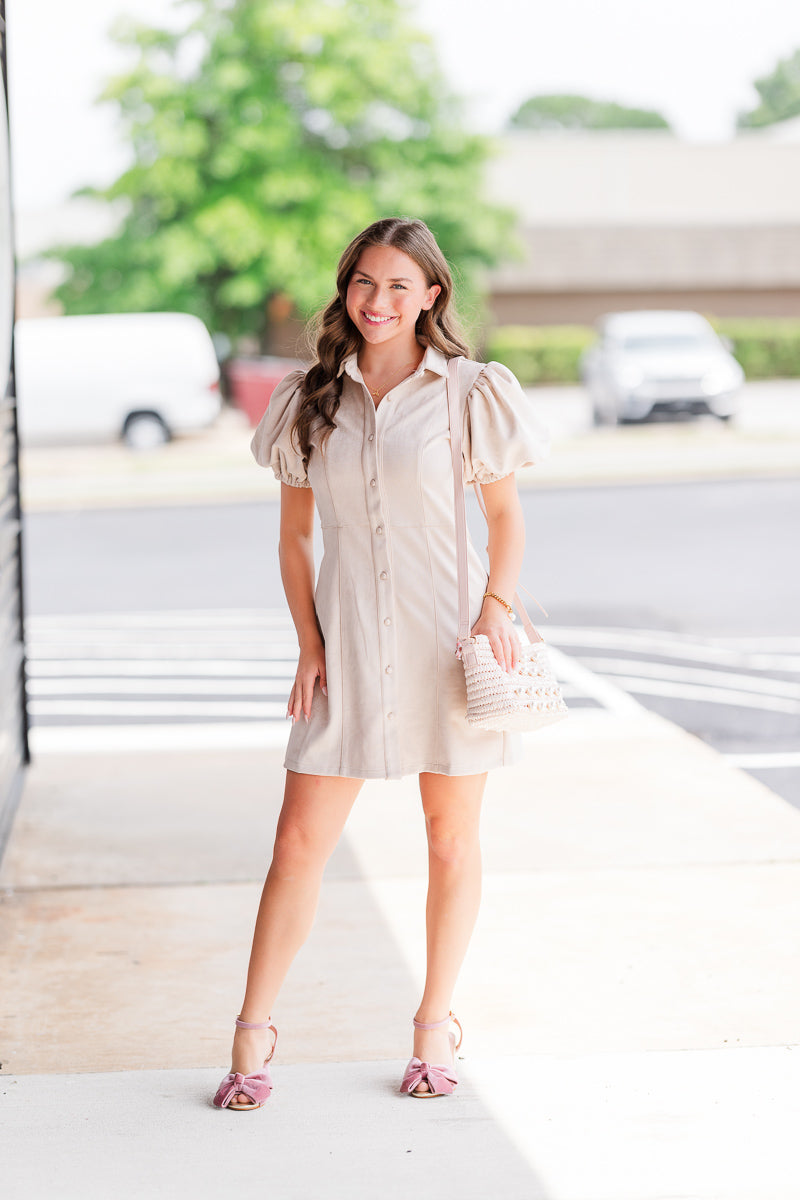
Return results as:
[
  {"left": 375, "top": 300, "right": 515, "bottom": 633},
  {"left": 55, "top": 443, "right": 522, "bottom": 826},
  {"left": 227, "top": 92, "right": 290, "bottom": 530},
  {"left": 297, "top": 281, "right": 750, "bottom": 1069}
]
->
[
  {"left": 580, "top": 310, "right": 744, "bottom": 425},
  {"left": 15, "top": 312, "right": 222, "bottom": 448}
]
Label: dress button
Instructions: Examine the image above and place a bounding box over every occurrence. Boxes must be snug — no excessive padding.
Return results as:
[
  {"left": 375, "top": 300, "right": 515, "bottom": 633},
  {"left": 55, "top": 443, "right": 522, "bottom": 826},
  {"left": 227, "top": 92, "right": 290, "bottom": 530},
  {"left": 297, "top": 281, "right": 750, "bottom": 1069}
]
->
[
  {"left": 385, "top": 665, "right": 392, "bottom": 674},
  {"left": 376, "top": 525, "right": 383, "bottom": 534},
  {"left": 384, "top": 618, "right": 391, "bottom": 626},
  {"left": 379, "top": 571, "right": 388, "bottom": 580},
  {"left": 386, "top": 712, "right": 394, "bottom": 720},
  {"left": 368, "top": 434, "right": 374, "bottom": 442},
  {"left": 370, "top": 478, "right": 377, "bottom": 487}
]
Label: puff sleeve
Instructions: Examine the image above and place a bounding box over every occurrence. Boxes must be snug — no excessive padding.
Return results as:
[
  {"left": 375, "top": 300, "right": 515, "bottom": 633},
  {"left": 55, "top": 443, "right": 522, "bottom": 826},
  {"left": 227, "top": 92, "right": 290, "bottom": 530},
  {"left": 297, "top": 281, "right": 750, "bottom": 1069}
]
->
[
  {"left": 250, "top": 368, "right": 311, "bottom": 488},
  {"left": 461, "top": 361, "right": 551, "bottom": 484}
]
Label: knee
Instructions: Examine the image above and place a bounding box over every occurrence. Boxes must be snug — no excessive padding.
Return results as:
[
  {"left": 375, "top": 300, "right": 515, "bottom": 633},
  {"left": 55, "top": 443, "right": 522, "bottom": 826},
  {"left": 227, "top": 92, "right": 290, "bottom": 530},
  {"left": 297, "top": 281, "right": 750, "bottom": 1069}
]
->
[
  {"left": 270, "top": 821, "right": 325, "bottom": 879},
  {"left": 425, "top": 816, "right": 479, "bottom": 869}
]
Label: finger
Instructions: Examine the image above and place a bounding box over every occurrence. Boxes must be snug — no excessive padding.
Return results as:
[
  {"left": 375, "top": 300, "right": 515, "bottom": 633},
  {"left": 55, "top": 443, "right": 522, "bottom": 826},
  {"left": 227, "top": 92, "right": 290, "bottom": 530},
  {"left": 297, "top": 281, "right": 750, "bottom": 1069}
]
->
[
  {"left": 301, "top": 674, "right": 319, "bottom": 723},
  {"left": 489, "top": 634, "right": 510, "bottom": 674},
  {"left": 319, "top": 668, "right": 328, "bottom": 698}
]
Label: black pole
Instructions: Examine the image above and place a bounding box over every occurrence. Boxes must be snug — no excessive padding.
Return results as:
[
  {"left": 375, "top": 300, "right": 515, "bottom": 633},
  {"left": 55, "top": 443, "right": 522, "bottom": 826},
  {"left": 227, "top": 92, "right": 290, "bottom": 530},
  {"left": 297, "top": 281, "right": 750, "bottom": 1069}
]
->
[{"left": 0, "top": 2, "right": 31, "bottom": 769}]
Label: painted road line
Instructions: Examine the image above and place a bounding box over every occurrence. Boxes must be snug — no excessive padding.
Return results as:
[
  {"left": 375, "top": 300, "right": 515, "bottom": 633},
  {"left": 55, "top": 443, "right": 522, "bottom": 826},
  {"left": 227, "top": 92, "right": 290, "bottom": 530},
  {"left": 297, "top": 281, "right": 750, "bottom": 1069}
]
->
[
  {"left": 577, "top": 657, "right": 800, "bottom": 699},
  {"left": 547, "top": 626, "right": 800, "bottom": 672},
  {"left": 25, "top": 609, "right": 295, "bottom": 627},
  {"left": 26, "top": 660, "right": 299, "bottom": 677},
  {"left": 722, "top": 751, "right": 800, "bottom": 769},
  {"left": 27, "top": 722, "right": 293, "bottom": 754},
  {"left": 26, "top": 678, "right": 296, "bottom": 696},
  {"left": 28, "top": 699, "right": 289, "bottom": 718},
  {"left": 591, "top": 675, "right": 800, "bottom": 715},
  {"left": 547, "top": 646, "right": 645, "bottom": 716}
]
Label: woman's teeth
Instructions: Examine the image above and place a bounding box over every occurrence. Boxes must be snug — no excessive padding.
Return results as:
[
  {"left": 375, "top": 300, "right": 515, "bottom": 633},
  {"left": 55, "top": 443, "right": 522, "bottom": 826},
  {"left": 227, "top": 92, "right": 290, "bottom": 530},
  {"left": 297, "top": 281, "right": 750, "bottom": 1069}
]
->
[{"left": 363, "top": 313, "right": 395, "bottom": 324}]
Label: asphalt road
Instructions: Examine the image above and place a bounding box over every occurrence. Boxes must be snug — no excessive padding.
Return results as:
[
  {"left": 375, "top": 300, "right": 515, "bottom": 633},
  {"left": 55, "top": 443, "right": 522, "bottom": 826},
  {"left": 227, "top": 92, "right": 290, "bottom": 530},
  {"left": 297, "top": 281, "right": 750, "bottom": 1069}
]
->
[{"left": 20, "top": 476, "right": 800, "bottom": 808}]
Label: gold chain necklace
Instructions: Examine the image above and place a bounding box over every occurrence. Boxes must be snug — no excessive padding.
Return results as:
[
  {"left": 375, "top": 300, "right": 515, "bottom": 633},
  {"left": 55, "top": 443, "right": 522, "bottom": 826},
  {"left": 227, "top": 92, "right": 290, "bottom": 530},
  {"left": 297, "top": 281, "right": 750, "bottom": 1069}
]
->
[{"left": 361, "top": 355, "right": 422, "bottom": 401}]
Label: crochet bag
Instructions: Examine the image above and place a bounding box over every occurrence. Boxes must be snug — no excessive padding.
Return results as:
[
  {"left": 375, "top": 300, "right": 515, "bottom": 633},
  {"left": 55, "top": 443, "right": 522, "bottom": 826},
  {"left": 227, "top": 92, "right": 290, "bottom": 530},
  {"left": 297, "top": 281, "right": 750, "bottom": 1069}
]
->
[{"left": 446, "top": 357, "right": 569, "bottom": 734}]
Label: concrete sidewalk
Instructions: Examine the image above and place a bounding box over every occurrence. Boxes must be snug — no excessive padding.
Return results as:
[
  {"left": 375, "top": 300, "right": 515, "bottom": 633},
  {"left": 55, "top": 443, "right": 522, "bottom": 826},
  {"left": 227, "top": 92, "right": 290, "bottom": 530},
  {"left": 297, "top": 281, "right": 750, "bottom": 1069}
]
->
[{"left": 2, "top": 709, "right": 800, "bottom": 1199}]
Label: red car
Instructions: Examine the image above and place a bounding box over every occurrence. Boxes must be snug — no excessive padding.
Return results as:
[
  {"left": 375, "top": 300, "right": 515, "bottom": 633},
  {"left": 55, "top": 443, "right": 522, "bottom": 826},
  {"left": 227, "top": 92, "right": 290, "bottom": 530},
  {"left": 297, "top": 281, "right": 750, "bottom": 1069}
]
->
[{"left": 226, "top": 356, "right": 306, "bottom": 427}]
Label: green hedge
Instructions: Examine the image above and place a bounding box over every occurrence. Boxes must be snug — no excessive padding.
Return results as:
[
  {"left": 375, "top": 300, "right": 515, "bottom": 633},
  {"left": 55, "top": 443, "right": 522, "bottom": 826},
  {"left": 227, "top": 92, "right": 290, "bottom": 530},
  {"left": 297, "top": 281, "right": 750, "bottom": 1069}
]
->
[
  {"left": 483, "top": 325, "right": 594, "bottom": 385},
  {"left": 708, "top": 317, "right": 800, "bottom": 380},
  {"left": 484, "top": 317, "right": 800, "bottom": 385}
]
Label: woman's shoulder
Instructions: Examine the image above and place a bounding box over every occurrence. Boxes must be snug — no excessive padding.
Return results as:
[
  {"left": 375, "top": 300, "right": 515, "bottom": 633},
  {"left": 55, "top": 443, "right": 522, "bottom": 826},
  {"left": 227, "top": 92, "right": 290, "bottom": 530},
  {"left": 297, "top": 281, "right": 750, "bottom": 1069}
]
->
[
  {"left": 269, "top": 366, "right": 308, "bottom": 408},
  {"left": 459, "top": 358, "right": 551, "bottom": 482},
  {"left": 250, "top": 366, "right": 311, "bottom": 485},
  {"left": 454, "top": 356, "right": 525, "bottom": 402}
]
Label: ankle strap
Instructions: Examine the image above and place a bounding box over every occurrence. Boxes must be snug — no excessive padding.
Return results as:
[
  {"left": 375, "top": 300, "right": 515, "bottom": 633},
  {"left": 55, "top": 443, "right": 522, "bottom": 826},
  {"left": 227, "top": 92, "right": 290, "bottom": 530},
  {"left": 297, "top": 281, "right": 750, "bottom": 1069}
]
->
[
  {"left": 235, "top": 1016, "right": 272, "bottom": 1030},
  {"left": 413, "top": 1011, "right": 454, "bottom": 1031}
]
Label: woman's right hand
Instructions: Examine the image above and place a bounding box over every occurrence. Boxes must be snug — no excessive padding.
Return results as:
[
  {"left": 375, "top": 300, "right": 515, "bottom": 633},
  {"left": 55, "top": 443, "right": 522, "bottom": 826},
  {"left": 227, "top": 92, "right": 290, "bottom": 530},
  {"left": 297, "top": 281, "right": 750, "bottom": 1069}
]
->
[{"left": 287, "top": 638, "right": 327, "bottom": 724}]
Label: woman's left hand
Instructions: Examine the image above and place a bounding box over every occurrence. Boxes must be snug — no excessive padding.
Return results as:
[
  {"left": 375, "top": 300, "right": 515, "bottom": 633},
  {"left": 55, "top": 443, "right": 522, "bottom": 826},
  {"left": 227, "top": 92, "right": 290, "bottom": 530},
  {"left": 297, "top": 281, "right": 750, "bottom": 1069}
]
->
[{"left": 470, "top": 612, "right": 521, "bottom": 674}]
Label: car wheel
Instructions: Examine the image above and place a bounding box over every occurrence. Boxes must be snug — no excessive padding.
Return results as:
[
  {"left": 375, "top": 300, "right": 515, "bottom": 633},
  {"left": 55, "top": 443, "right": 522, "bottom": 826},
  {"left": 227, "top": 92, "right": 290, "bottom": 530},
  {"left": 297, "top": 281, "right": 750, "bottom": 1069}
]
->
[
  {"left": 122, "top": 412, "right": 170, "bottom": 450},
  {"left": 593, "top": 402, "right": 619, "bottom": 426}
]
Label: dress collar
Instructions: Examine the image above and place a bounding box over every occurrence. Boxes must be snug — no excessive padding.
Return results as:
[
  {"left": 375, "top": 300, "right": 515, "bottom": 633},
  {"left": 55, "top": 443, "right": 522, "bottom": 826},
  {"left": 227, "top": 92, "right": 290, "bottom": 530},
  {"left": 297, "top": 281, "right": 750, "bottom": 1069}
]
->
[{"left": 337, "top": 343, "right": 449, "bottom": 382}]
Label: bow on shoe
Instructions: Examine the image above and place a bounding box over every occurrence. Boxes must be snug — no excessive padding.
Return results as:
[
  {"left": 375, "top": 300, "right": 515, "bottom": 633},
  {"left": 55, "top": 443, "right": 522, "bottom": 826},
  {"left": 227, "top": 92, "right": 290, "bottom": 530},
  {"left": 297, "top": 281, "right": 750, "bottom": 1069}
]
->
[
  {"left": 401, "top": 1057, "right": 459, "bottom": 1096},
  {"left": 213, "top": 1070, "right": 273, "bottom": 1109}
]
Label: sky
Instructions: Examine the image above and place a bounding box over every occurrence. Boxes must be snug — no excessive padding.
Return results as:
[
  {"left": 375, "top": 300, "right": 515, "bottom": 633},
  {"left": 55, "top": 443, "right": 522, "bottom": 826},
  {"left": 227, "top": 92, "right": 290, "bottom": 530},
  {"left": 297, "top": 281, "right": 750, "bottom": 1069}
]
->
[{"left": 8, "top": 0, "right": 800, "bottom": 213}]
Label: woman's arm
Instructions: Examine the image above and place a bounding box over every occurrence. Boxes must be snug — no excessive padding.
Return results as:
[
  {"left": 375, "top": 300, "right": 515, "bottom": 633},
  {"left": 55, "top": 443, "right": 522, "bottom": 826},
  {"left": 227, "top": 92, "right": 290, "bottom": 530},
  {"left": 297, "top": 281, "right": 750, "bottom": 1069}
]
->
[
  {"left": 279, "top": 483, "right": 327, "bottom": 723},
  {"left": 469, "top": 473, "right": 525, "bottom": 673}
]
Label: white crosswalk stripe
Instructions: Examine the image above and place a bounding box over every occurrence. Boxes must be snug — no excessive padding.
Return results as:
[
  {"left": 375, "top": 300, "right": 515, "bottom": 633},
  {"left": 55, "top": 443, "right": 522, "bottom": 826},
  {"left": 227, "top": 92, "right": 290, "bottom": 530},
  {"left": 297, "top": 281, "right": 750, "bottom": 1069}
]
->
[
  {"left": 24, "top": 614, "right": 799, "bottom": 773},
  {"left": 545, "top": 625, "right": 800, "bottom": 773},
  {"left": 23, "top": 609, "right": 604, "bottom": 753}
]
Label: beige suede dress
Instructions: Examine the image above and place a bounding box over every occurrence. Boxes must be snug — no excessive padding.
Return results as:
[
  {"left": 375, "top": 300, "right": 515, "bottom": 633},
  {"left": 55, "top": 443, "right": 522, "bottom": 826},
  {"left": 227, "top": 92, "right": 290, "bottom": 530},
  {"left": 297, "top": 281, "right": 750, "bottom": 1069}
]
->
[{"left": 250, "top": 344, "right": 551, "bottom": 780}]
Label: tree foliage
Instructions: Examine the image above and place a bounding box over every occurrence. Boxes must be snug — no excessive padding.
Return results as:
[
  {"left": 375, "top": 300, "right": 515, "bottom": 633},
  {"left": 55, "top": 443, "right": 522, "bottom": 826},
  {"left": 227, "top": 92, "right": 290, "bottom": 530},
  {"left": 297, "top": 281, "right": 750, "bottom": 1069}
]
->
[
  {"left": 47, "top": 0, "right": 514, "bottom": 346},
  {"left": 508, "top": 93, "right": 671, "bottom": 132},
  {"left": 737, "top": 48, "right": 800, "bottom": 129}
]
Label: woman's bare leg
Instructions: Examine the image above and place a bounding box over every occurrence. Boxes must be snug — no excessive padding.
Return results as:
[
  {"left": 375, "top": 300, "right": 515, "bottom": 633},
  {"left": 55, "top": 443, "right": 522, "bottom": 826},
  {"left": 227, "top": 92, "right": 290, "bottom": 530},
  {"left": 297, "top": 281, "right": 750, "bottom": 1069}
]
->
[
  {"left": 230, "top": 769, "right": 363, "bottom": 1077},
  {"left": 412, "top": 771, "right": 486, "bottom": 1086}
]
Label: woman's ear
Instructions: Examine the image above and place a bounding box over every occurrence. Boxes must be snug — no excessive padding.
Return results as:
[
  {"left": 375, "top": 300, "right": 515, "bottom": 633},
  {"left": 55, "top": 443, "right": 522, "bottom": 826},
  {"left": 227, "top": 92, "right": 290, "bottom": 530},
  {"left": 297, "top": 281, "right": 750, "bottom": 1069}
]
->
[{"left": 422, "top": 284, "right": 442, "bottom": 311}]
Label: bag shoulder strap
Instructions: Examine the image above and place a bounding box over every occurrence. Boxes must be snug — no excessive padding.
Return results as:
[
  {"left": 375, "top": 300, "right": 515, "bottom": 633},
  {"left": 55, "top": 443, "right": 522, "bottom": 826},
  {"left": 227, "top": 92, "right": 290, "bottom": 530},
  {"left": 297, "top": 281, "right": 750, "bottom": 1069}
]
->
[{"left": 446, "top": 356, "right": 544, "bottom": 649}]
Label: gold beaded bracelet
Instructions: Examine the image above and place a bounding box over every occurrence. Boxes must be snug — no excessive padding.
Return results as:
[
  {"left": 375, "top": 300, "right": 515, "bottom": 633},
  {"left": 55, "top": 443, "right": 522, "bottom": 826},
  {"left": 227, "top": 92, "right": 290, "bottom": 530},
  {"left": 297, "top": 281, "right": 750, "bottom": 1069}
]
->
[{"left": 483, "top": 590, "right": 516, "bottom": 621}]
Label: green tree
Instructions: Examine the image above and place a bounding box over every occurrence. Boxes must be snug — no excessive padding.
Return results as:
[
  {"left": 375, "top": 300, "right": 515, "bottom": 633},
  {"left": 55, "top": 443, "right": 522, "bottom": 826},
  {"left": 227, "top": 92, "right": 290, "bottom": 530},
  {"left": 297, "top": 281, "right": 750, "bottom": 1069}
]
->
[
  {"left": 508, "top": 93, "right": 671, "bottom": 132},
  {"left": 737, "top": 48, "right": 800, "bottom": 129},
  {"left": 47, "top": 0, "right": 514, "bottom": 347}
]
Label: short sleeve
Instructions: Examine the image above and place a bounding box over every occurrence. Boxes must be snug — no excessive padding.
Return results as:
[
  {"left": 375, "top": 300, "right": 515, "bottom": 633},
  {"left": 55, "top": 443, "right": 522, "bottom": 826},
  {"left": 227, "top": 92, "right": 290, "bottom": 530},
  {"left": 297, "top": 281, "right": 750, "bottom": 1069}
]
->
[
  {"left": 250, "top": 368, "right": 311, "bottom": 488},
  {"left": 462, "top": 361, "right": 551, "bottom": 484}
]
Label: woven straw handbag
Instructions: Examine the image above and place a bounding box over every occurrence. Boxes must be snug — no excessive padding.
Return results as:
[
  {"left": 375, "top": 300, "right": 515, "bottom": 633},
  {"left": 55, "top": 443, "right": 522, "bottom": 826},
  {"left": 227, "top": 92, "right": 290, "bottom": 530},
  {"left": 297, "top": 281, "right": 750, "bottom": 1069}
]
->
[{"left": 446, "top": 357, "right": 569, "bottom": 734}]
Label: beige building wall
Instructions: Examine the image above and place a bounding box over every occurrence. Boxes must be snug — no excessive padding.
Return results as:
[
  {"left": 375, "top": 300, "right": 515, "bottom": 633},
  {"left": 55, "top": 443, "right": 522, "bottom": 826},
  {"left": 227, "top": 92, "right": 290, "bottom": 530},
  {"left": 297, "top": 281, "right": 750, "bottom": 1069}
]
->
[{"left": 484, "top": 130, "right": 800, "bottom": 326}]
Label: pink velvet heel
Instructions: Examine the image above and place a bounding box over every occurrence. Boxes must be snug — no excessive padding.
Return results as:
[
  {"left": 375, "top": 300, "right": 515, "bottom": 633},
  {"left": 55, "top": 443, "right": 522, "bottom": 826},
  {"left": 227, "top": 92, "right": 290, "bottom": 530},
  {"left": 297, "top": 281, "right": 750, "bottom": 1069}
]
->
[
  {"left": 400, "top": 1011, "right": 463, "bottom": 1098},
  {"left": 213, "top": 1016, "right": 278, "bottom": 1111}
]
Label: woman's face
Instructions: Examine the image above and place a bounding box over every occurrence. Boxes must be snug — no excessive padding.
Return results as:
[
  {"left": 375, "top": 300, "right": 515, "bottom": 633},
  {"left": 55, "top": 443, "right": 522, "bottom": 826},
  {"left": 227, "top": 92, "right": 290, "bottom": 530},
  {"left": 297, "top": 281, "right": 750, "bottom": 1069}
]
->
[{"left": 345, "top": 243, "right": 441, "bottom": 350}]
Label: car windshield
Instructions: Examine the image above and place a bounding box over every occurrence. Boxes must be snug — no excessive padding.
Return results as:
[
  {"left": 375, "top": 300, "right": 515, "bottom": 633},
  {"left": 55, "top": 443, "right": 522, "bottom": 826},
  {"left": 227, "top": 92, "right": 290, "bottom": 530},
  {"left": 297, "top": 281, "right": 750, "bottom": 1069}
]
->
[{"left": 619, "top": 334, "right": 713, "bottom": 353}]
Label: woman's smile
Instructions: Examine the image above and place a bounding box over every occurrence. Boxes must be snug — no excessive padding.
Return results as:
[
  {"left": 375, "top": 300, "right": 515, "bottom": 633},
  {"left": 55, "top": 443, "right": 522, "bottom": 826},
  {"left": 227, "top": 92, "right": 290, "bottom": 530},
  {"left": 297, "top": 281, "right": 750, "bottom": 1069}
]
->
[{"left": 361, "top": 311, "right": 398, "bottom": 326}]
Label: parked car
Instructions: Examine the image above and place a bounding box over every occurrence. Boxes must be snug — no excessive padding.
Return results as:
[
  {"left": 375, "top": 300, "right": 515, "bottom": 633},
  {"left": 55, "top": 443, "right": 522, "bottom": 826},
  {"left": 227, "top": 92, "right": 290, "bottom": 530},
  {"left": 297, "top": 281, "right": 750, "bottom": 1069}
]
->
[
  {"left": 579, "top": 310, "right": 744, "bottom": 425},
  {"left": 226, "top": 356, "right": 306, "bottom": 427},
  {"left": 15, "top": 312, "right": 222, "bottom": 448}
]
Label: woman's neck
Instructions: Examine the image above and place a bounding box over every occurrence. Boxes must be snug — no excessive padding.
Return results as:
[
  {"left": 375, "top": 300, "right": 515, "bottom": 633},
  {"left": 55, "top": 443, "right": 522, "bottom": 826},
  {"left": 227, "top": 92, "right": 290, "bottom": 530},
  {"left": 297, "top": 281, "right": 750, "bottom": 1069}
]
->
[{"left": 357, "top": 338, "right": 424, "bottom": 379}]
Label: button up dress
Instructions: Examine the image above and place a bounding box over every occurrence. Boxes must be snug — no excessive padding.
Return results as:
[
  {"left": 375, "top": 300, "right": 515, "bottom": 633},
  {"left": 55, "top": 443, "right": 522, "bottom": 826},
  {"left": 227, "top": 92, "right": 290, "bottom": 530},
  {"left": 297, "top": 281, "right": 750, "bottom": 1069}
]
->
[{"left": 250, "top": 345, "right": 551, "bottom": 780}]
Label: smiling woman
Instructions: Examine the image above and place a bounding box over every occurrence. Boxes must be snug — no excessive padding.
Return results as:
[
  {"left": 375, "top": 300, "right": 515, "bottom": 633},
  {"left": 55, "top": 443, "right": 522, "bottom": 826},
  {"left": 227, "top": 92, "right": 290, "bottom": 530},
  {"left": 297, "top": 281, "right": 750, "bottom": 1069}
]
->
[{"left": 214, "top": 216, "right": 551, "bottom": 1112}]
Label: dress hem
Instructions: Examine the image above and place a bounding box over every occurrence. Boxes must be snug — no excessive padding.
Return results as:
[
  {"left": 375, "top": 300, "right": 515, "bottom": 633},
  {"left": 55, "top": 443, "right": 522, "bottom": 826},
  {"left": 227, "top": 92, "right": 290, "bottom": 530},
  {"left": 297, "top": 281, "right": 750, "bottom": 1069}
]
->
[{"left": 282, "top": 754, "right": 519, "bottom": 782}]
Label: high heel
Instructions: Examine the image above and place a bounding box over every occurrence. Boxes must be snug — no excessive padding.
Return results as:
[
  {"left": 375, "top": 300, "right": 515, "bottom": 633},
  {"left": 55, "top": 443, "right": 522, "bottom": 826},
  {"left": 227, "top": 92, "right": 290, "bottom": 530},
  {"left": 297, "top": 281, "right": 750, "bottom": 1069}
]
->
[
  {"left": 400, "top": 1011, "right": 463, "bottom": 1098},
  {"left": 212, "top": 1016, "right": 278, "bottom": 1110}
]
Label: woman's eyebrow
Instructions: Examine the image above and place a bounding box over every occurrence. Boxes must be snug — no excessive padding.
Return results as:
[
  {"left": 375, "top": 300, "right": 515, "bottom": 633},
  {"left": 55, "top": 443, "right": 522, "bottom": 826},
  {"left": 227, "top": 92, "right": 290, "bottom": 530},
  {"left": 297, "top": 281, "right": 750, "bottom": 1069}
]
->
[{"left": 353, "top": 271, "right": 413, "bottom": 282}]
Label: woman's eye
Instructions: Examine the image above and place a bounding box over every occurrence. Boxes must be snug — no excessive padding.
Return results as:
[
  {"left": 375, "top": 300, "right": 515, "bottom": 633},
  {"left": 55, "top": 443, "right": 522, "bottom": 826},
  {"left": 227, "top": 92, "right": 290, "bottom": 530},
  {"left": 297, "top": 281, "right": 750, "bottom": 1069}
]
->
[
  {"left": 355, "top": 277, "right": 372, "bottom": 285},
  {"left": 392, "top": 283, "right": 407, "bottom": 290}
]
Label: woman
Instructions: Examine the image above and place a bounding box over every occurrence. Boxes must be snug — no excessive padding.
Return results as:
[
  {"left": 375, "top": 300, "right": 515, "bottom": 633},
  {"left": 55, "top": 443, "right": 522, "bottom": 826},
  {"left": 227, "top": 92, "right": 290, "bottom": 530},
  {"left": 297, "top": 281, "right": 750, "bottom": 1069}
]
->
[{"left": 213, "top": 217, "right": 550, "bottom": 1110}]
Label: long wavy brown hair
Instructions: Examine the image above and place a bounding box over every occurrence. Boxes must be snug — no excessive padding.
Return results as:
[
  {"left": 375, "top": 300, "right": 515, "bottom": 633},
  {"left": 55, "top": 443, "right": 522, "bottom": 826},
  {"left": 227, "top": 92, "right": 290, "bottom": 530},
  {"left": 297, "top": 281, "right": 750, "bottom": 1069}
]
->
[{"left": 291, "top": 217, "right": 470, "bottom": 461}]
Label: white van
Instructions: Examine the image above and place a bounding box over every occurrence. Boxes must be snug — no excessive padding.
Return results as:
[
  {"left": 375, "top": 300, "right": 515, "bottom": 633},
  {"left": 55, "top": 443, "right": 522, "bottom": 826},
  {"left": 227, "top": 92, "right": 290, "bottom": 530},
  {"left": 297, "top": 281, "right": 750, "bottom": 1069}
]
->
[{"left": 14, "top": 312, "right": 222, "bottom": 448}]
